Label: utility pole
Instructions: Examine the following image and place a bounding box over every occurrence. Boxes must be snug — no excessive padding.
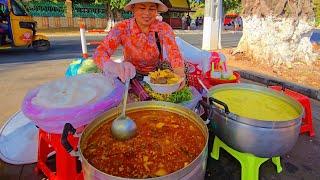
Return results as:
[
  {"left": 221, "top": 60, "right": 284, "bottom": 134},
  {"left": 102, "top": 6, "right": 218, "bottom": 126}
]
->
[{"left": 202, "top": 0, "right": 223, "bottom": 50}]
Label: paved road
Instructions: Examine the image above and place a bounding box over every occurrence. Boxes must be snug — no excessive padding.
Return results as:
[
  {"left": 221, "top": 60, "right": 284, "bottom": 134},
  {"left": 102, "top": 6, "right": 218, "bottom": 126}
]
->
[{"left": 0, "top": 32, "right": 242, "bottom": 65}]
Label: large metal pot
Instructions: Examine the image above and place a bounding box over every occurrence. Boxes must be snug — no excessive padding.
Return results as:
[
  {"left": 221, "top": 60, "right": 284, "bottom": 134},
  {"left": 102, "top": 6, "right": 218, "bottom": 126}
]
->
[
  {"left": 62, "top": 101, "right": 209, "bottom": 180},
  {"left": 204, "top": 83, "right": 304, "bottom": 158}
]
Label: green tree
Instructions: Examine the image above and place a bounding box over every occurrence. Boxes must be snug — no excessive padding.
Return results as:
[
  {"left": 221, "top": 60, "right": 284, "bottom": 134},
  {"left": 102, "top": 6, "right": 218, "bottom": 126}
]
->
[
  {"left": 189, "top": 0, "right": 205, "bottom": 19},
  {"left": 314, "top": 0, "right": 320, "bottom": 26},
  {"left": 223, "top": 0, "right": 241, "bottom": 13},
  {"left": 103, "top": 0, "right": 129, "bottom": 10},
  {"left": 188, "top": 0, "right": 242, "bottom": 19},
  {"left": 95, "top": 0, "right": 129, "bottom": 20}
]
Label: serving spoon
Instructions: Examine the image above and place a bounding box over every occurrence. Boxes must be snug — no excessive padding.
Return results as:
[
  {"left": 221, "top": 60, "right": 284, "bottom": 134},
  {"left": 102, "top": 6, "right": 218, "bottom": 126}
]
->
[
  {"left": 197, "top": 78, "right": 211, "bottom": 125},
  {"left": 197, "top": 78, "right": 210, "bottom": 102},
  {"left": 111, "top": 80, "right": 137, "bottom": 140}
]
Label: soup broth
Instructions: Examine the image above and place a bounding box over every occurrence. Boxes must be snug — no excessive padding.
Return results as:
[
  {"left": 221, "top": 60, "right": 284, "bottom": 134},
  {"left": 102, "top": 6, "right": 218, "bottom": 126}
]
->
[
  {"left": 212, "top": 89, "right": 300, "bottom": 121},
  {"left": 83, "top": 110, "right": 205, "bottom": 178}
]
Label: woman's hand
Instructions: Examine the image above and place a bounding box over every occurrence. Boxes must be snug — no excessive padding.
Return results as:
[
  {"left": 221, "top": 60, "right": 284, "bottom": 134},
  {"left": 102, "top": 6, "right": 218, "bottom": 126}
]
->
[
  {"left": 173, "top": 67, "right": 186, "bottom": 90},
  {"left": 103, "top": 60, "right": 136, "bottom": 82}
]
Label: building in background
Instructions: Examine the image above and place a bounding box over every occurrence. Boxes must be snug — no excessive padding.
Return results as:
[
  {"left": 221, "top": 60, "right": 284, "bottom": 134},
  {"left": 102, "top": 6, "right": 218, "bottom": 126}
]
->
[{"left": 161, "top": 0, "right": 193, "bottom": 29}]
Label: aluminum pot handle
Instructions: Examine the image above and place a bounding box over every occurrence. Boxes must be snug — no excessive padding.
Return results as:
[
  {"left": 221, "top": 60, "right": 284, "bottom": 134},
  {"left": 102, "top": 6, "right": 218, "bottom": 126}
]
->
[
  {"left": 209, "top": 97, "right": 230, "bottom": 114},
  {"left": 267, "top": 79, "right": 286, "bottom": 91},
  {"left": 61, "top": 123, "right": 77, "bottom": 153}
]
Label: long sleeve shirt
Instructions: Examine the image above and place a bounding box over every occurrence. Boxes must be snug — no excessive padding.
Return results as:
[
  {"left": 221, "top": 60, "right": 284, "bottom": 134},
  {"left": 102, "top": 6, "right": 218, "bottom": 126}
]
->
[{"left": 93, "top": 18, "right": 184, "bottom": 74}]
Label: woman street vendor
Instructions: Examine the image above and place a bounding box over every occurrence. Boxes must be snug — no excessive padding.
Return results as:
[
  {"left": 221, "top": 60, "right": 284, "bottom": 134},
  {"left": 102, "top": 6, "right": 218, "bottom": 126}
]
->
[{"left": 93, "top": 0, "right": 185, "bottom": 83}]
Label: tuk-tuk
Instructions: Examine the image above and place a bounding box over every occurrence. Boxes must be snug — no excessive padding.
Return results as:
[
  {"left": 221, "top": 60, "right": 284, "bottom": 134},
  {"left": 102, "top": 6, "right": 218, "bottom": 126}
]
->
[{"left": 0, "top": 0, "right": 50, "bottom": 51}]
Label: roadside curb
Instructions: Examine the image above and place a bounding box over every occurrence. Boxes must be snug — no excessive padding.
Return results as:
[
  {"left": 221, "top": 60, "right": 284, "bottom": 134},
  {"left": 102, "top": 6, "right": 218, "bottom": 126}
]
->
[{"left": 236, "top": 70, "right": 320, "bottom": 101}]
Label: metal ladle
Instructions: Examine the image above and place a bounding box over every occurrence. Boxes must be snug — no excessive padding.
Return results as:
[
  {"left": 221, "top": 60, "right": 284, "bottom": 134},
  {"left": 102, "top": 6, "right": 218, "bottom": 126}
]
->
[
  {"left": 111, "top": 80, "right": 137, "bottom": 140},
  {"left": 197, "top": 78, "right": 211, "bottom": 125},
  {"left": 197, "top": 78, "right": 210, "bottom": 102}
]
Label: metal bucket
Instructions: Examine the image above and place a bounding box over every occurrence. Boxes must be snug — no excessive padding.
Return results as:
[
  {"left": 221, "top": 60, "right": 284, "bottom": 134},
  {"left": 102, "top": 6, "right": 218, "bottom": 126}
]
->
[
  {"left": 62, "top": 101, "right": 209, "bottom": 180},
  {"left": 204, "top": 83, "right": 304, "bottom": 158}
]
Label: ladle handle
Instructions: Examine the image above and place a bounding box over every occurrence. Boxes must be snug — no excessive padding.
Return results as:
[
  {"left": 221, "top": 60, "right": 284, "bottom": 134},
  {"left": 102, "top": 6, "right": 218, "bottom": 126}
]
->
[
  {"left": 197, "top": 78, "right": 210, "bottom": 105},
  {"left": 209, "top": 97, "right": 230, "bottom": 114},
  {"left": 122, "top": 80, "right": 130, "bottom": 116},
  {"left": 197, "top": 78, "right": 209, "bottom": 93}
]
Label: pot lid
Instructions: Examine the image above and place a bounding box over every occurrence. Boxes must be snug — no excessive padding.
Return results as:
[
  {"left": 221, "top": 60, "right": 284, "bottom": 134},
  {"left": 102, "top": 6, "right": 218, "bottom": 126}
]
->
[{"left": 0, "top": 111, "right": 38, "bottom": 164}]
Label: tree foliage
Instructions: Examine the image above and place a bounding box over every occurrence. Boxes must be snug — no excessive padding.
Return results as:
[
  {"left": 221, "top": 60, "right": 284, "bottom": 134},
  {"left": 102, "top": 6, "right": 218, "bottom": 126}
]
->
[
  {"left": 188, "top": 0, "right": 241, "bottom": 18},
  {"left": 223, "top": 0, "right": 241, "bottom": 14},
  {"left": 104, "top": 0, "right": 129, "bottom": 10},
  {"left": 314, "top": 0, "right": 320, "bottom": 26},
  {"left": 70, "top": 0, "right": 129, "bottom": 10},
  {"left": 189, "top": 0, "right": 205, "bottom": 18}
]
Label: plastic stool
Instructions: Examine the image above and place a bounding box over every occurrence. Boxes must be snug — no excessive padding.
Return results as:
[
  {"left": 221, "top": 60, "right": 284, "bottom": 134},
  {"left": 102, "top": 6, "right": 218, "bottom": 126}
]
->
[
  {"left": 35, "top": 129, "right": 83, "bottom": 180},
  {"left": 211, "top": 136, "right": 282, "bottom": 180},
  {"left": 270, "top": 86, "right": 315, "bottom": 137}
]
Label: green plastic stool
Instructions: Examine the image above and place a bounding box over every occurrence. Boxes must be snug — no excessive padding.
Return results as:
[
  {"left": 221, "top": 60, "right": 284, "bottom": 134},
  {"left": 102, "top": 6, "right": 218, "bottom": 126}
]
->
[{"left": 211, "top": 136, "right": 282, "bottom": 180}]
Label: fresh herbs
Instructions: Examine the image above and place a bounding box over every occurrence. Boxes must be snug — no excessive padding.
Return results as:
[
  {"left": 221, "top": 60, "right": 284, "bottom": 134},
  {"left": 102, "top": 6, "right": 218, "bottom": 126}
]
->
[
  {"left": 144, "top": 84, "right": 192, "bottom": 103},
  {"left": 168, "top": 87, "right": 193, "bottom": 103}
]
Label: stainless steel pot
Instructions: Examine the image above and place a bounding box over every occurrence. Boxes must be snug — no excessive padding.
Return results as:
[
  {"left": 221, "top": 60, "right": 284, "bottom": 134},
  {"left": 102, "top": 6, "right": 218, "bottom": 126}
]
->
[
  {"left": 204, "top": 83, "right": 304, "bottom": 158},
  {"left": 62, "top": 101, "right": 209, "bottom": 180}
]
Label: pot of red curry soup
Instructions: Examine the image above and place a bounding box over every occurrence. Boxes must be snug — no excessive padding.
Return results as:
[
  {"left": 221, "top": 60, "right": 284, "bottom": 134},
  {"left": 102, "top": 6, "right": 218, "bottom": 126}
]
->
[{"left": 67, "top": 101, "right": 208, "bottom": 180}]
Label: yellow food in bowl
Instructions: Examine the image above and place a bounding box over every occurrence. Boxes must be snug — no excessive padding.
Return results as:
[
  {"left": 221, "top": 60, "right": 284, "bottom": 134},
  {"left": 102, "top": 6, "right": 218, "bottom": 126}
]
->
[
  {"left": 149, "top": 69, "right": 180, "bottom": 84},
  {"left": 212, "top": 89, "right": 300, "bottom": 121}
]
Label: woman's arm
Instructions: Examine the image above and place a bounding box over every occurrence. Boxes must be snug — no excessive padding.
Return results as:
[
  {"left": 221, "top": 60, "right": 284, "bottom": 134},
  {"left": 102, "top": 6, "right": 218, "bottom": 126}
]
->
[
  {"left": 161, "top": 24, "right": 185, "bottom": 78},
  {"left": 93, "top": 25, "right": 122, "bottom": 69}
]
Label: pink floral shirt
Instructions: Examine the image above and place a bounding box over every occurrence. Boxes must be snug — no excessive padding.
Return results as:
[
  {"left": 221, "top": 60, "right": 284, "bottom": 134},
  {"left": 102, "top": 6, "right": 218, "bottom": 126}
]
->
[{"left": 93, "top": 18, "right": 184, "bottom": 74}]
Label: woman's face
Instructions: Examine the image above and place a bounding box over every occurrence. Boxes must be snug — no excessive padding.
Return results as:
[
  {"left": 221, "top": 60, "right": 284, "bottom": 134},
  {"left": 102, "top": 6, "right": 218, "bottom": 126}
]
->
[{"left": 133, "top": 3, "right": 158, "bottom": 27}]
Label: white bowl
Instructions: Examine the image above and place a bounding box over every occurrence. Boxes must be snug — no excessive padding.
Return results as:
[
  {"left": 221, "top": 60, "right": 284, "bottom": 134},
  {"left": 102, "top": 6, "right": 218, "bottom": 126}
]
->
[{"left": 143, "top": 76, "right": 184, "bottom": 94}]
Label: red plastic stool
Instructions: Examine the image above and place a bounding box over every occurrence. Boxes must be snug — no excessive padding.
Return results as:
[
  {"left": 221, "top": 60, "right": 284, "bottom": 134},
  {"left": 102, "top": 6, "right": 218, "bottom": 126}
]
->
[
  {"left": 35, "top": 128, "right": 83, "bottom": 180},
  {"left": 270, "top": 85, "right": 315, "bottom": 137}
]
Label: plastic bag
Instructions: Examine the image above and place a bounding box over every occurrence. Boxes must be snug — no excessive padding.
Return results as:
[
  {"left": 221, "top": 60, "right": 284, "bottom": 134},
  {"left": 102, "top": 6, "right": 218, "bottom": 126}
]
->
[
  {"left": 175, "top": 37, "right": 211, "bottom": 72},
  {"left": 21, "top": 77, "right": 124, "bottom": 134},
  {"left": 65, "top": 58, "right": 100, "bottom": 77},
  {"left": 175, "top": 37, "right": 226, "bottom": 74},
  {"left": 310, "top": 31, "right": 320, "bottom": 45}
]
